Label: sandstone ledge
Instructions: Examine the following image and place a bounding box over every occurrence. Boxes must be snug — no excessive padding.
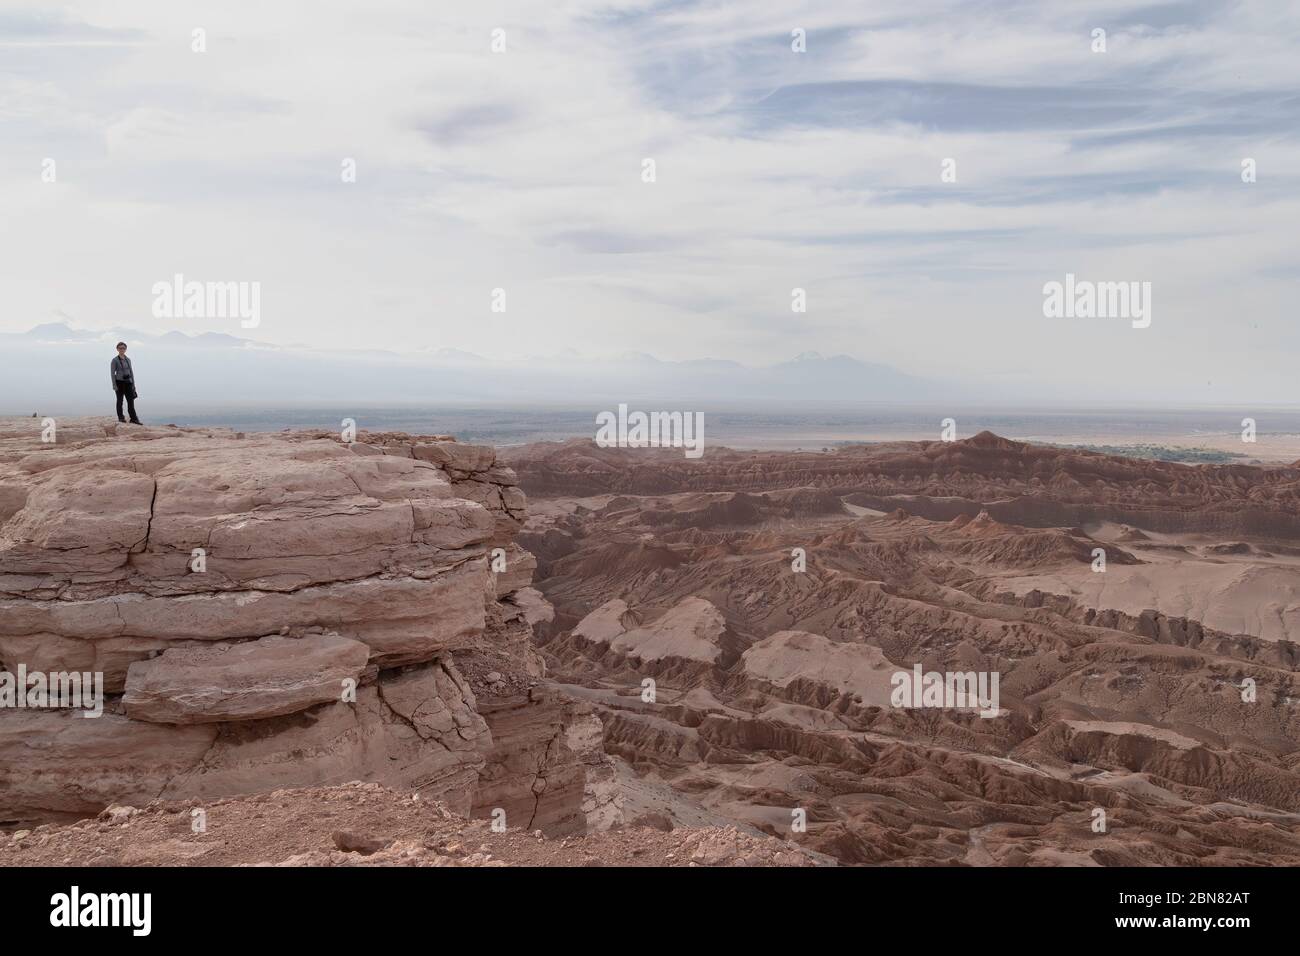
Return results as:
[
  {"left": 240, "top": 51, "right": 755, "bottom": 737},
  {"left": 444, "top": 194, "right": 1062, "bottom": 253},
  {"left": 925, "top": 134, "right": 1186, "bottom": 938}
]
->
[{"left": 0, "top": 417, "right": 565, "bottom": 830}]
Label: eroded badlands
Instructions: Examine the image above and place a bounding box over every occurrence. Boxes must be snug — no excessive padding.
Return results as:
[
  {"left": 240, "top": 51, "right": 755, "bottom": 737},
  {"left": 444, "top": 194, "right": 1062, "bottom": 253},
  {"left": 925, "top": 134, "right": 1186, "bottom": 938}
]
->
[
  {"left": 4, "top": 421, "right": 1299, "bottom": 865},
  {"left": 503, "top": 432, "right": 1300, "bottom": 865}
]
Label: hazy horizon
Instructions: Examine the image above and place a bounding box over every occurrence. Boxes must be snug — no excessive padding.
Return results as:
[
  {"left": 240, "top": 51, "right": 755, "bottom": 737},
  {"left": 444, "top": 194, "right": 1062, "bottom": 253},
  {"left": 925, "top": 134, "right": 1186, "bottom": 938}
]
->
[
  {"left": 9, "top": 398, "right": 1299, "bottom": 463},
  {"left": 7, "top": 319, "right": 1300, "bottom": 412}
]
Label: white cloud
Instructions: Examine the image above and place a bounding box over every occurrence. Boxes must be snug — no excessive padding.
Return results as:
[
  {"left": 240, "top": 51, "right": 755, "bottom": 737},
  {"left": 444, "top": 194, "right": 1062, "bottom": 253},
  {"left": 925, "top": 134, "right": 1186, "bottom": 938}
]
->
[{"left": 1, "top": 0, "right": 1298, "bottom": 402}]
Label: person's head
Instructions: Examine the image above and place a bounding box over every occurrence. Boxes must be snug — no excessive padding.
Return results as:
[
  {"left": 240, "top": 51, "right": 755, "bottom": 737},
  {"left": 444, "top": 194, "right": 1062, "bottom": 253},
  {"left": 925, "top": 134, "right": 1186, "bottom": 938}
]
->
[{"left": 116, "top": 342, "right": 127, "bottom": 355}]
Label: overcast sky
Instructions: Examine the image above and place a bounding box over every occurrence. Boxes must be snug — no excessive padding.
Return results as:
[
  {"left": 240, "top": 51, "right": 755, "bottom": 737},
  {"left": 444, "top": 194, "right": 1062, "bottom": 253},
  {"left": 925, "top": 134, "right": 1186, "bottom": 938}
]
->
[{"left": 2, "top": 1, "right": 1298, "bottom": 402}]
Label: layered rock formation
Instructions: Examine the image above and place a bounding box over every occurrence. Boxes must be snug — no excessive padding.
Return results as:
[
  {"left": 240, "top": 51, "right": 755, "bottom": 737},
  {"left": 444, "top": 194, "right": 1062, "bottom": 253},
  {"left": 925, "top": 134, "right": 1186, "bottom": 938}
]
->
[
  {"left": 506, "top": 431, "right": 1300, "bottom": 538},
  {"left": 0, "top": 418, "right": 610, "bottom": 835}
]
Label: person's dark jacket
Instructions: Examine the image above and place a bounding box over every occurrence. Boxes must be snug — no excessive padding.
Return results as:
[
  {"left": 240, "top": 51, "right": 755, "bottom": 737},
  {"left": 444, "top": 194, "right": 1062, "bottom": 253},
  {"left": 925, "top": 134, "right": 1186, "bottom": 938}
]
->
[{"left": 111, "top": 355, "right": 135, "bottom": 393}]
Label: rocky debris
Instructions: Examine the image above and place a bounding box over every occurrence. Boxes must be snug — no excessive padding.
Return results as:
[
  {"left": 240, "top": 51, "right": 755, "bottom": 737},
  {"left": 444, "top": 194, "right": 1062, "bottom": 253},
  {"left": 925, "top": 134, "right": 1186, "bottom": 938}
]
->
[
  {"left": 0, "top": 782, "right": 828, "bottom": 867},
  {"left": 331, "top": 830, "right": 390, "bottom": 855},
  {"left": 99, "top": 805, "right": 141, "bottom": 823},
  {"left": 681, "top": 828, "right": 816, "bottom": 867}
]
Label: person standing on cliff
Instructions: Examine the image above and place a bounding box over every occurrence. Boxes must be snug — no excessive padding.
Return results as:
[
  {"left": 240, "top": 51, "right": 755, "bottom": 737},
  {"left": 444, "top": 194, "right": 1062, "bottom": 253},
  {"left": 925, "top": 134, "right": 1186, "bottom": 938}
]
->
[{"left": 110, "top": 342, "right": 141, "bottom": 424}]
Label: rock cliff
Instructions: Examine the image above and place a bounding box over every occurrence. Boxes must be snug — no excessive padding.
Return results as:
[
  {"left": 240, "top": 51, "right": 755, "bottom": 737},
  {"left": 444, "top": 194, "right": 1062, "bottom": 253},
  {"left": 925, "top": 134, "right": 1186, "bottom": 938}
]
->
[{"left": 0, "top": 418, "right": 614, "bottom": 835}]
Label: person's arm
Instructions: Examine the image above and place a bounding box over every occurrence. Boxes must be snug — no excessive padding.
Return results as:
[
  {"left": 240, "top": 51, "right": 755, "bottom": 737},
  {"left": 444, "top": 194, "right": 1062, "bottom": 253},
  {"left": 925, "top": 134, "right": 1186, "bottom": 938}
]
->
[{"left": 110, "top": 358, "right": 116, "bottom": 390}]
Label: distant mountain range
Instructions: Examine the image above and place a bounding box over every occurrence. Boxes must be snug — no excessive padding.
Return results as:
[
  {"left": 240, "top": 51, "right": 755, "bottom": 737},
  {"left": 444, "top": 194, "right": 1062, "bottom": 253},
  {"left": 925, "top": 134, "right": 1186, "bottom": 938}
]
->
[{"left": 0, "top": 322, "right": 962, "bottom": 412}]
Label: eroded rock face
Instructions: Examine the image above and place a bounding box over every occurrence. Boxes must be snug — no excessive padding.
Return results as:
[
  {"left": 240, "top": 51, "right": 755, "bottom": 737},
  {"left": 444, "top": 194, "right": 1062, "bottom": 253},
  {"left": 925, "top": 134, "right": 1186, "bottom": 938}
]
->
[
  {"left": 0, "top": 418, "right": 586, "bottom": 831},
  {"left": 0, "top": 673, "right": 490, "bottom": 825},
  {"left": 377, "top": 659, "right": 488, "bottom": 753},
  {"left": 470, "top": 685, "right": 620, "bottom": 836},
  {"left": 0, "top": 709, "right": 217, "bottom": 822}
]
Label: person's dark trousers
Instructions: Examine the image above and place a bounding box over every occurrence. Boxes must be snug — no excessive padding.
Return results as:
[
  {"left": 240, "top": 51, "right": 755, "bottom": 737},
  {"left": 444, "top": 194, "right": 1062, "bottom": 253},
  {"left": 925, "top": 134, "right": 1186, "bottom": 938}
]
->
[{"left": 115, "top": 382, "right": 139, "bottom": 423}]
